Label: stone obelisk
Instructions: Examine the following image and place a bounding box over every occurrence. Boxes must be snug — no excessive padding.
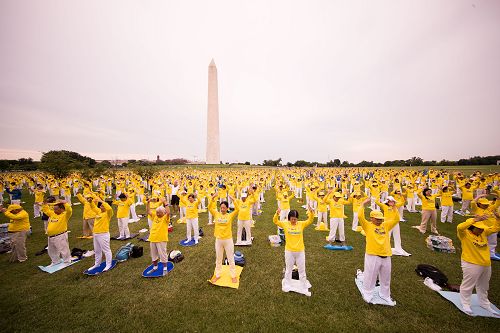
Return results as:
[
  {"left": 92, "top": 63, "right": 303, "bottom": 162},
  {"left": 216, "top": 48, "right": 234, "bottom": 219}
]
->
[{"left": 206, "top": 59, "right": 220, "bottom": 164}]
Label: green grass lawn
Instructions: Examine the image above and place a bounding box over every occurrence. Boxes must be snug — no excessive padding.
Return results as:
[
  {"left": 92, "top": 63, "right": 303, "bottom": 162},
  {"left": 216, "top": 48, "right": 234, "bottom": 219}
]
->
[{"left": 0, "top": 185, "right": 498, "bottom": 332}]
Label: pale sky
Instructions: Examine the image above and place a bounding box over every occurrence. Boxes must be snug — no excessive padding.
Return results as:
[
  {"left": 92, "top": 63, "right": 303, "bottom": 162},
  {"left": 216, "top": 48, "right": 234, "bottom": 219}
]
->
[{"left": 1, "top": 0, "right": 499, "bottom": 164}]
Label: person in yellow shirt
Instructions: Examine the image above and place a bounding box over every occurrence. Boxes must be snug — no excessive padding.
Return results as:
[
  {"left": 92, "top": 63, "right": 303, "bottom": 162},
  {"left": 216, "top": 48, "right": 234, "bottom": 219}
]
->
[
  {"left": 314, "top": 191, "right": 328, "bottom": 227},
  {"left": 179, "top": 191, "right": 200, "bottom": 244},
  {"left": 231, "top": 190, "right": 256, "bottom": 245},
  {"left": 273, "top": 206, "right": 314, "bottom": 295},
  {"left": 42, "top": 200, "right": 73, "bottom": 265},
  {"left": 324, "top": 190, "right": 350, "bottom": 244},
  {"left": 439, "top": 186, "right": 455, "bottom": 223},
  {"left": 144, "top": 195, "right": 163, "bottom": 228},
  {"left": 459, "top": 182, "right": 477, "bottom": 215},
  {"left": 88, "top": 198, "right": 114, "bottom": 271},
  {"left": 349, "top": 191, "right": 366, "bottom": 230},
  {"left": 417, "top": 188, "right": 440, "bottom": 234},
  {"left": 0, "top": 204, "right": 30, "bottom": 262},
  {"left": 33, "top": 184, "right": 45, "bottom": 218},
  {"left": 457, "top": 213, "right": 500, "bottom": 315},
  {"left": 112, "top": 193, "right": 134, "bottom": 239},
  {"left": 147, "top": 198, "right": 170, "bottom": 272},
  {"left": 277, "top": 191, "right": 294, "bottom": 221},
  {"left": 376, "top": 195, "right": 410, "bottom": 257},
  {"left": 358, "top": 198, "right": 399, "bottom": 305},
  {"left": 471, "top": 194, "right": 500, "bottom": 260},
  {"left": 76, "top": 192, "right": 96, "bottom": 237},
  {"left": 208, "top": 193, "right": 239, "bottom": 283}
]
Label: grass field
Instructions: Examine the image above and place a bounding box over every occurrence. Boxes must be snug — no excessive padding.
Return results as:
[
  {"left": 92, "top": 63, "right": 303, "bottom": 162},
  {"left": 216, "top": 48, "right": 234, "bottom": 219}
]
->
[{"left": 0, "top": 170, "right": 499, "bottom": 332}]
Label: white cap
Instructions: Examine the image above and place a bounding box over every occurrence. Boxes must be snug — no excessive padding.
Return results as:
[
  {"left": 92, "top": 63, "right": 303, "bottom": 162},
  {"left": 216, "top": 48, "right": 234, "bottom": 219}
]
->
[
  {"left": 383, "top": 196, "right": 396, "bottom": 204},
  {"left": 241, "top": 192, "right": 247, "bottom": 198}
]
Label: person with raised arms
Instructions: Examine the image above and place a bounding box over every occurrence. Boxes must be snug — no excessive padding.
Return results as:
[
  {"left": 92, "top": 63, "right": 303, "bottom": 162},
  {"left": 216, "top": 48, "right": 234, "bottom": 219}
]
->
[
  {"left": 358, "top": 197, "right": 400, "bottom": 305},
  {"left": 208, "top": 192, "right": 239, "bottom": 284},
  {"left": 273, "top": 206, "right": 314, "bottom": 295},
  {"left": 87, "top": 197, "right": 114, "bottom": 271},
  {"left": 0, "top": 204, "right": 30, "bottom": 262},
  {"left": 230, "top": 187, "right": 257, "bottom": 245},
  {"left": 42, "top": 200, "right": 73, "bottom": 266},
  {"left": 146, "top": 197, "right": 170, "bottom": 272},
  {"left": 179, "top": 191, "right": 200, "bottom": 244},
  {"left": 112, "top": 192, "right": 134, "bottom": 239}
]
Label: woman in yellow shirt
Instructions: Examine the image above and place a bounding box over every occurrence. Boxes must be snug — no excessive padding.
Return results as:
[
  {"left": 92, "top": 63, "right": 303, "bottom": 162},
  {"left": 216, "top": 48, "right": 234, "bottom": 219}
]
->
[
  {"left": 417, "top": 188, "right": 440, "bottom": 234},
  {"left": 146, "top": 198, "right": 170, "bottom": 272},
  {"left": 457, "top": 213, "right": 500, "bottom": 315},
  {"left": 208, "top": 193, "right": 240, "bottom": 283},
  {"left": 88, "top": 198, "right": 114, "bottom": 271},
  {"left": 179, "top": 191, "right": 200, "bottom": 244},
  {"left": 439, "top": 186, "right": 455, "bottom": 223},
  {"left": 273, "top": 206, "right": 314, "bottom": 295}
]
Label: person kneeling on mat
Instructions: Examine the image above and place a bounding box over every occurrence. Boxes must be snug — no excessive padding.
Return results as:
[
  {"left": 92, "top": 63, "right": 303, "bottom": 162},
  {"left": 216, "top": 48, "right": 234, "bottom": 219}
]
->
[
  {"left": 208, "top": 193, "right": 239, "bottom": 283},
  {"left": 147, "top": 198, "right": 170, "bottom": 271},
  {"left": 273, "top": 206, "right": 314, "bottom": 292},
  {"left": 87, "top": 198, "right": 114, "bottom": 271},
  {"left": 358, "top": 198, "right": 399, "bottom": 305},
  {"left": 457, "top": 212, "right": 500, "bottom": 315}
]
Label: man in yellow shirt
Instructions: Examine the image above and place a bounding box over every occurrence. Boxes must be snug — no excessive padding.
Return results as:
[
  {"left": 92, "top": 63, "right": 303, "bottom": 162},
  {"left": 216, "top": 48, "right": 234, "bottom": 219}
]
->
[
  {"left": 88, "top": 198, "right": 114, "bottom": 271},
  {"left": 459, "top": 182, "right": 476, "bottom": 215},
  {"left": 457, "top": 213, "right": 500, "bottom": 315},
  {"left": 232, "top": 190, "right": 256, "bottom": 245},
  {"left": 76, "top": 192, "right": 96, "bottom": 237},
  {"left": 179, "top": 191, "right": 200, "bottom": 244},
  {"left": 358, "top": 198, "right": 399, "bottom": 305},
  {"left": 324, "top": 191, "right": 350, "bottom": 245},
  {"left": 42, "top": 201, "right": 73, "bottom": 265},
  {"left": 33, "top": 184, "right": 45, "bottom": 218},
  {"left": 273, "top": 206, "right": 314, "bottom": 296},
  {"left": 0, "top": 204, "right": 30, "bottom": 262}
]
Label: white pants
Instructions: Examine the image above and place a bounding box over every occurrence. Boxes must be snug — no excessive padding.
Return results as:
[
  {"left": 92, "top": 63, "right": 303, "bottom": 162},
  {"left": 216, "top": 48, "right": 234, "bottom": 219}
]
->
[
  {"left": 186, "top": 218, "right": 199, "bottom": 242},
  {"left": 328, "top": 218, "right": 345, "bottom": 242},
  {"left": 460, "top": 260, "right": 491, "bottom": 308},
  {"left": 310, "top": 200, "right": 317, "bottom": 211},
  {"left": 295, "top": 187, "right": 302, "bottom": 198},
  {"left": 363, "top": 254, "right": 391, "bottom": 299},
  {"left": 180, "top": 207, "right": 186, "bottom": 219},
  {"left": 215, "top": 238, "right": 236, "bottom": 278},
  {"left": 237, "top": 220, "right": 252, "bottom": 243},
  {"left": 414, "top": 193, "right": 421, "bottom": 205},
  {"left": 34, "top": 203, "right": 42, "bottom": 218},
  {"left": 117, "top": 218, "right": 130, "bottom": 238},
  {"left": 130, "top": 204, "right": 139, "bottom": 220},
  {"left": 406, "top": 198, "right": 415, "bottom": 212},
  {"left": 208, "top": 212, "right": 213, "bottom": 224},
  {"left": 148, "top": 217, "right": 153, "bottom": 229},
  {"left": 284, "top": 250, "right": 306, "bottom": 283},
  {"left": 317, "top": 211, "right": 327, "bottom": 226},
  {"left": 380, "top": 191, "right": 388, "bottom": 202},
  {"left": 93, "top": 232, "right": 112, "bottom": 267},
  {"left": 398, "top": 206, "right": 404, "bottom": 221},
  {"left": 440, "top": 205, "right": 453, "bottom": 223},
  {"left": 488, "top": 233, "right": 497, "bottom": 256},
  {"left": 150, "top": 241, "right": 167, "bottom": 263},
  {"left": 370, "top": 197, "right": 379, "bottom": 211},
  {"left": 352, "top": 212, "right": 359, "bottom": 230},
  {"left": 48, "top": 232, "right": 71, "bottom": 264},
  {"left": 280, "top": 209, "right": 290, "bottom": 221},
  {"left": 390, "top": 223, "right": 403, "bottom": 251}
]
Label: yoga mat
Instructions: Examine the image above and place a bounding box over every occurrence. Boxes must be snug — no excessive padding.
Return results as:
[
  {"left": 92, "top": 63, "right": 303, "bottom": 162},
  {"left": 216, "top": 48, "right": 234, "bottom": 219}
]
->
[
  {"left": 177, "top": 218, "right": 187, "bottom": 224},
  {"left": 315, "top": 222, "right": 329, "bottom": 231},
  {"left": 355, "top": 274, "right": 396, "bottom": 306},
  {"left": 83, "top": 260, "right": 118, "bottom": 276},
  {"left": 324, "top": 244, "right": 353, "bottom": 251},
  {"left": 179, "top": 239, "right": 198, "bottom": 247},
  {"left": 38, "top": 258, "right": 81, "bottom": 274},
  {"left": 142, "top": 262, "right": 174, "bottom": 278},
  {"left": 282, "top": 278, "right": 312, "bottom": 297},
  {"left": 208, "top": 265, "right": 243, "bottom": 289},
  {"left": 438, "top": 290, "right": 500, "bottom": 318},
  {"left": 111, "top": 233, "right": 139, "bottom": 240}
]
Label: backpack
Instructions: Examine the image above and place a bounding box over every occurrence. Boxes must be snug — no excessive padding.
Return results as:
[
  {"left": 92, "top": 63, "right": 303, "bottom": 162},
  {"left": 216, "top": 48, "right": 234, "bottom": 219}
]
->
[
  {"left": 415, "top": 264, "right": 448, "bottom": 288},
  {"left": 199, "top": 227, "right": 204, "bottom": 237},
  {"left": 115, "top": 242, "right": 134, "bottom": 262},
  {"left": 168, "top": 250, "right": 184, "bottom": 263},
  {"left": 131, "top": 245, "right": 143, "bottom": 258},
  {"left": 225, "top": 251, "right": 245, "bottom": 267}
]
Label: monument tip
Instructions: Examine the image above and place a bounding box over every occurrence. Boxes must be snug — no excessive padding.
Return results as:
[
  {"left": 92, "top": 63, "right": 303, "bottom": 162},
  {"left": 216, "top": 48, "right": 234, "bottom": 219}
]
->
[{"left": 209, "top": 58, "right": 216, "bottom": 67}]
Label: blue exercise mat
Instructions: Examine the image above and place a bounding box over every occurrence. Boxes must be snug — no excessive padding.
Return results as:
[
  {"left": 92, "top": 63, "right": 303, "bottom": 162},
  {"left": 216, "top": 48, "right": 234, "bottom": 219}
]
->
[
  {"left": 324, "top": 244, "right": 353, "bottom": 251},
  {"left": 142, "top": 262, "right": 174, "bottom": 278},
  {"left": 38, "top": 258, "right": 81, "bottom": 274},
  {"left": 83, "top": 260, "right": 118, "bottom": 276},
  {"left": 438, "top": 290, "right": 500, "bottom": 318},
  {"left": 179, "top": 239, "right": 197, "bottom": 247}
]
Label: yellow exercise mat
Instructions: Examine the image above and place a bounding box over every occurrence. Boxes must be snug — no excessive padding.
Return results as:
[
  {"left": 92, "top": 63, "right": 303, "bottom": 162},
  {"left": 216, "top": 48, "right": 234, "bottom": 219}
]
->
[
  {"left": 199, "top": 209, "right": 207, "bottom": 213},
  {"left": 177, "top": 217, "right": 187, "bottom": 224},
  {"left": 315, "top": 222, "right": 329, "bottom": 231},
  {"left": 208, "top": 265, "right": 243, "bottom": 289}
]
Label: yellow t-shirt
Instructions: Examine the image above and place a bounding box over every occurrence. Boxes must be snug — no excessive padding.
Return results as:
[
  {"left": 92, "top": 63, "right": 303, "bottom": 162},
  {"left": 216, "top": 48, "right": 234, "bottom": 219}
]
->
[
  {"left": 457, "top": 218, "right": 500, "bottom": 266},
  {"left": 34, "top": 190, "right": 45, "bottom": 203},
  {"left": 273, "top": 212, "right": 314, "bottom": 252},
  {"left": 112, "top": 198, "right": 133, "bottom": 219},
  {"left": 358, "top": 207, "right": 399, "bottom": 256},
  {"left": 91, "top": 202, "right": 113, "bottom": 234},
  {"left": 325, "top": 197, "right": 349, "bottom": 218},
  {"left": 77, "top": 193, "right": 97, "bottom": 219},
  {"left": 4, "top": 209, "right": 30, "bottom": 232},
  {"left": 149, "top": 215, "right": 169, "bottom": 243},
  {"left": 418, "top": 193, "right": 439, "bottom": 211},
  {"left": 43, "top": 203, "right": 73, "bottom": 236},
  {"left": 235, "top": 197, "right": 255, "bottom": 221},
  {"left": 440, "top": 192, "right": 454, "bottom": 207},
  {"left": 180, "top": 196, "right": 199, "bottom": 219},
  {"left": 209, "top": 199, "right": 238, "bottom": 240}
]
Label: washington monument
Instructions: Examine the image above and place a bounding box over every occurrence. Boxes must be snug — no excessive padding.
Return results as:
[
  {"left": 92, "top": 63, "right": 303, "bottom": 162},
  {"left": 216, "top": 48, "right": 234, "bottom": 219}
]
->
[{"left": 206, "top": 59, "right": 220, "bottom": 164}]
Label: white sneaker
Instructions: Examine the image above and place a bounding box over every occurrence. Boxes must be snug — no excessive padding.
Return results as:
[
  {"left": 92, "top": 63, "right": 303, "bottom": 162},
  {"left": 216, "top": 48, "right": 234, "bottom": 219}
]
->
[
  {"left": 194, "top": 239, "right": 199, "bottom": 245},
  {"left": 88, "top": 264, "right": 99, "bottom": 271},
  {"left": 423, "top": 277, "right": 442, "bottom": 291},
  {"left": 480, "top": 305, "right": 499, "bottom": 315},
  {"left": 462, "top": 305, "right": 473, "bottom": 315},
  {"left": 379, "top": 294, "right": 396, "bottom": 306}
]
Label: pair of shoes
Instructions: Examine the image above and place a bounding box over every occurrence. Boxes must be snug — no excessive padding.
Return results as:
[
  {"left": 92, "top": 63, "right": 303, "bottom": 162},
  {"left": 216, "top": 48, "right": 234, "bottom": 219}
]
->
[
  {"left": 379, "top": 294, "right": 396, "bottom": 306},
  {"left": 490, "top": 253, "right": 500, "bottom": 261}
]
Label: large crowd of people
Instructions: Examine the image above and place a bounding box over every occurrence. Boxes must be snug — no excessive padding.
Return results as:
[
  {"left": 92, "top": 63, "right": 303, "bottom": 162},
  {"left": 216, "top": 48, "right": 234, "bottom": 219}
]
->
[{"left": 0, "top": 167, "right": 499, "bottom": 315}]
